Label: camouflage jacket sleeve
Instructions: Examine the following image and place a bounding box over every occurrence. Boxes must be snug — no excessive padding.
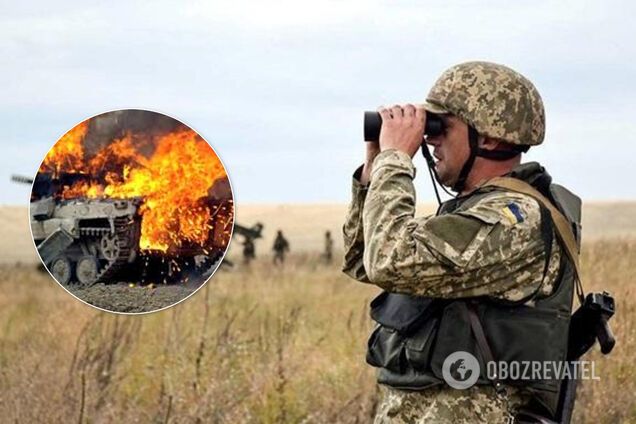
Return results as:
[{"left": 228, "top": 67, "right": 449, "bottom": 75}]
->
[
  {"left": 363, "top": 150, "right": 561, "bottom": 301},
  {"left": 342, "top": 166, "right": 371, "bottom": 282}
]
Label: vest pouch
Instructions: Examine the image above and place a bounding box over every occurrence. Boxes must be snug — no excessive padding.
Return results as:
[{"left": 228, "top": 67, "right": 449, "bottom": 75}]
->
[
  {"left": 366, "top": 325, "right": 404, "bottom": 371},
  {"left": 479, "top": 303, "right": 567, "bottom": 393},
  {"left": 430, "top": 301, "right": 484, "bottom": 382},
  {"left": 404, "top": 315, "right": 439, "bottom": 370},
  {"left": 369, "top": 292, "right": 438, "bottom": 333},
  {"left": 367, "top": 292, "right": 443, "bottom": 373}
]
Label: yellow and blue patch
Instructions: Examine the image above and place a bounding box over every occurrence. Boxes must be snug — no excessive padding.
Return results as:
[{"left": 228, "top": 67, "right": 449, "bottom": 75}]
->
[{"left": 501, "top": 202, "right": 525, "bottom": 225}]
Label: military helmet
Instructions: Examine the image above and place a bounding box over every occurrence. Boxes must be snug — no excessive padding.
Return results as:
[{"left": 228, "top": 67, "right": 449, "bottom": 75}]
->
[{"left": 421, "top": 61, "right": 545, "bottom": 146}]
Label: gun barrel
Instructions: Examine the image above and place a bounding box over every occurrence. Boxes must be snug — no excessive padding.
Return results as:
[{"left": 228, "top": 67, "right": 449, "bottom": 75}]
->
[
  {"left": 11, "top": 175, "right": 34, "bottom": 185},
  {"left": 233, "top": 223, "right": 263, "bottom": 240}
]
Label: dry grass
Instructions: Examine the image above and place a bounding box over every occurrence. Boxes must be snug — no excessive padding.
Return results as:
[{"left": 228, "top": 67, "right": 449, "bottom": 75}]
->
[
  {"left": 0, "top": 238, "right": 634, "bottom": 423},
  {"left": 572, "top": 238, "right": 636, "bottom": 423},
  {"left": 5, "top": 202, "right": 634, "bottom": 263},
  {"left": 0, "top": 255, "right": 381, "bottom": 423},
  {"left": 0, "top": 204, "right": 635, "bottom": 422}
]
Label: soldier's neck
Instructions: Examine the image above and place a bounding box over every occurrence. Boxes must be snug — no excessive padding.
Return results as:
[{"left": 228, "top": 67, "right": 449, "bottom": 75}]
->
[{"left": 460, "top": 156, "right": 521, "bottom": 196}]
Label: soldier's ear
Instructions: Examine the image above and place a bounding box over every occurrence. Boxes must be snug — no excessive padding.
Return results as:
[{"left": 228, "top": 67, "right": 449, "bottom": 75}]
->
[{"left": 478, "top": 136, "right": 502, "bottom": 151}]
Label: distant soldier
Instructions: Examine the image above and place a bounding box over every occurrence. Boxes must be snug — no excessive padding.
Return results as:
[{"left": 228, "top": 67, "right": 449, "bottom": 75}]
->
[
  {"left": 272, "top": 230, "right": 289, "bottom": 265},
  {"left": 242, "top": 237, "right": 255, "bottom": 265},
  {"left": 323, "top": 230, "right": 333, "bottom": 264}
]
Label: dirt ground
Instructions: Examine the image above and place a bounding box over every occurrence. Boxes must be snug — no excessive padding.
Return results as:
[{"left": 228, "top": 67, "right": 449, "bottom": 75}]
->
[
  {"left": 62, "top": 279, "right": 206, "bottom": 313},
  {"left": 55, "top": 256, "right": 224, "bottom": 313}
]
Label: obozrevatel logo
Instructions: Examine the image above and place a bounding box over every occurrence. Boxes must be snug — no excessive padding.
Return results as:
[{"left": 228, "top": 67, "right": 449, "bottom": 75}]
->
[{"left": 442, "top": 351, "right": 480, "bottom": 389}]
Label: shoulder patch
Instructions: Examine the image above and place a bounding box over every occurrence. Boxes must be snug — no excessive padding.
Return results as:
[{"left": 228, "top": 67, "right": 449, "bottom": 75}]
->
[{"left": 501, "top": 202, "right": 525, "bottom": 225}]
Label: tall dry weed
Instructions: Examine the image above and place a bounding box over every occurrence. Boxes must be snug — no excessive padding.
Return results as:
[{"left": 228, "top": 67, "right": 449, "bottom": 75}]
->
[{"left": 0, "top": 239, "right": 633, "bottom": 423}]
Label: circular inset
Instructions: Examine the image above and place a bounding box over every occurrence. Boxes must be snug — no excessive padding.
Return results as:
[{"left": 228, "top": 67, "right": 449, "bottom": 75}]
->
[{"left": 30, "top": 109, "right": 234, "bottom": 313}]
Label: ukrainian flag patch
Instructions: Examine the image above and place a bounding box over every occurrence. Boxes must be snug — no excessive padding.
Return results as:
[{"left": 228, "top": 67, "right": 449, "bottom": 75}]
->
[{"left": 501, "top": 202, "right": 524, "bottom": 225}]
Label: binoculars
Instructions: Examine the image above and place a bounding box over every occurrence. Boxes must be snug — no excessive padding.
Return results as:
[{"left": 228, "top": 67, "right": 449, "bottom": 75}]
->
[{"left": 363, "top": 111, "right": 445, "bottom": 142}]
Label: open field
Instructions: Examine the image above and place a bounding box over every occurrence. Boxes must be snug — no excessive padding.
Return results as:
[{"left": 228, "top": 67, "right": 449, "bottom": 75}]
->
[
  {"left": 0, "top": 204, "right": 635, "bottom": 422},
  {"left": 4, "top": 202, "right": 636, "bottom": 263}
]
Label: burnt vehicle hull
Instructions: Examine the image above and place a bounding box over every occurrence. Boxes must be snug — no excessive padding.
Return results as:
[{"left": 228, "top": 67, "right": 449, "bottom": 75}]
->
[
  {"left": 23, "top": 172, "right": 235, "bottom": 284},
  {"left": 134, "top": 198, "right": 234, "bottom": 283},
  {"left": 31, "top": 197, "right": 142, "bottom": 286}
]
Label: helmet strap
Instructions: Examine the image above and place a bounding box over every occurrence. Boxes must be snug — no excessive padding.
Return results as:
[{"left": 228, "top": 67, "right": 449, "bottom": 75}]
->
[
  {"left": 422, "top": 126, "right": 530, "bottom": 200},
  {"left": 452, "top": 125, "right": 479, "bottom": 193},
  {"left": 421, "top": 142, "right": 455, "bottom": 204},
  {"left": 452, "top": 128, "right": 530, "bottom": 192},
  {"left": 477, "top": 144, "right": 529, "bottom": 160}
]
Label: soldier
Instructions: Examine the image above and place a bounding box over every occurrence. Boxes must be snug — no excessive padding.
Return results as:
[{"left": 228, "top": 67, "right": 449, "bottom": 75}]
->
[
  {"left": 242, "top": 237, "right": 255, "bottom": 265},
  {"left": 272, "top": 230, "right": 289, "bottom": 265},
  {"left": 323, "top": 230, "right": 334, "bottom": 264},
  {"left": 343, "top": 62, "right": 582, "bottom": 423}
]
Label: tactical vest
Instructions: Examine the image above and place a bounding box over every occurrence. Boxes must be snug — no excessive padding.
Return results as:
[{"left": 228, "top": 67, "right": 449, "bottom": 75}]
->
[{"left": 365, "top": 163, "right": 582, "bottom": 418}]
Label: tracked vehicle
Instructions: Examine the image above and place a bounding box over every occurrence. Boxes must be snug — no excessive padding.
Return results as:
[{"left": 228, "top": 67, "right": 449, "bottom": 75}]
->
[
  {"left": 29, "top": 173, "right": 142, "bottom": 285},
  {"left": 15, "top": 173, "right": 239, "bottom": 283}
]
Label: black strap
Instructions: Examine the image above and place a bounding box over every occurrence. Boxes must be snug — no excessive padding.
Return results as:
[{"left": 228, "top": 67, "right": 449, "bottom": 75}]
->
[
  {"left": 462, "top": 302, "right": 506, "bottom": 394},
  {"left": 514, "top": 410, "right": 559, "bottom": 424},
  {"left": 452, "top": 126, "right": 479, "bottom": 193},
  {"left": 421, "top": 143, "right": 443, "bottom": 204},
  {"left": 465, "top": 301, "right": 563, "bottom": 424},
  {"left": 477, "top": 147, "right": 526, "bottom": 160},
  {"left": 422, "top": 124, "right": 528, "bottom": 199},
  {"left": 421, "top": 142, "right": 455, "bottom": 204},
  {"left": 452, "top": 127, "right": 529, "bottom": 192},
  {"left": 538, "top": 205, "right": 554, "bottom": 286}
]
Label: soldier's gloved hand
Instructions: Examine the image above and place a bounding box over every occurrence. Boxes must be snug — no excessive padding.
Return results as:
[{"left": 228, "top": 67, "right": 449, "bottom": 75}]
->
[
  {"left": 360, "top": 139, "right": 381, "bottom": 185},
  {"left": 378, "top": 104, "right": 426, "bottom": 158}
]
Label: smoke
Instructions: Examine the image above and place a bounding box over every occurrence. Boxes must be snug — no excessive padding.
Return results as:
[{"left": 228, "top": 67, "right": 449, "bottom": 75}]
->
[{"left": 83, "top": 109, "right": 187, "bottom": 158}]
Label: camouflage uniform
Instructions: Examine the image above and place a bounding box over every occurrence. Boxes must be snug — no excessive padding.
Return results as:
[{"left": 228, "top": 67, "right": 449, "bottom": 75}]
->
[
  {"left": 421, "top": 61, "right": 545, "bottom": 147},
  {"left": 342, "top": 62, "right": 561, "bottom": 422},
  {"left": 273, "top": 231, "right": 290, "bottom": 265},
  {"left": 374, "top": 385, "right": 531, "bottom": 424},
  {"left": 324, "top": 231, "right": 334, "bottom": 264},
  {"left": 243, "top": 237, "right": 255, "bottom": 265}
]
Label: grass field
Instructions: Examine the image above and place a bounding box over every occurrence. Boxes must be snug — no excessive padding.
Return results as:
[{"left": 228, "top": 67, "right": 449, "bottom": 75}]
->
[
  {"left": 0, "top": 205, "right": 635, "bottom": 423},
  {"left": 4, "top": 202, "right": 636, "bottom": 263}
]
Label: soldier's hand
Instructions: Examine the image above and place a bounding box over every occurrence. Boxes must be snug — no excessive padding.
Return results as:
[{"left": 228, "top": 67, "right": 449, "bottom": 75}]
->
[
  {"left": 360, "top": 140, "right": 380, "bottom": 185},
  {"left": 378, "top": 104, "right": 426, "bottom": 158}
]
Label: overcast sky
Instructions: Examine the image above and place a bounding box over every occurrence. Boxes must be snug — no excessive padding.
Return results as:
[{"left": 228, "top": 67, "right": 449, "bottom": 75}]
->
[{"left": 1, "top": 0, "right": 634, "bottom": 205}]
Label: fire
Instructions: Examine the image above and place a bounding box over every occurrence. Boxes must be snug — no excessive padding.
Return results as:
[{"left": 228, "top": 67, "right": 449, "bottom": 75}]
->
[
  {"left": 105, "top": 130, "right": 226, "bottom": 251},
  {"left": 41, "top": 121, "right": 88, "bottom": 174},
  {"left": 88, "top": 134, "right": 147, "bottom": 178},
  {"left": 39, "top": 122, "right": 230, "bottom": 252}
]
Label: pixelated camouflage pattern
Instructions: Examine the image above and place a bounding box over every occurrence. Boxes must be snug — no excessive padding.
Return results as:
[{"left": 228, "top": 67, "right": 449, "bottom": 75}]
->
[
  {"left": 342, "top": 150, "right": 560, "bottom": 301},
  {"left": 342, "top": 177, "right": 370, "bottom": 282},
  {"left": 341, "top": 150, "right": 562, "bottom": 422},
  {"left": 422, "top": 61, "right": 545, "bottom": 146},
  {"left": 374, "top": 385, "right": 532, "bottom": 424}
]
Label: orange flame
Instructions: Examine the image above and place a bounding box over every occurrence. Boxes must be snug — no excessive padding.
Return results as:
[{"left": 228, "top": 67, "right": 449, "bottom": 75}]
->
[
  {"left": 40, "top": 121, "right": 88, "bottom": 175},
  {"left": 39, "top": 122, "right": 230, "bottom": 252},
  {"left": 105, "top": 130, "right": 225, "bottom": 251}
]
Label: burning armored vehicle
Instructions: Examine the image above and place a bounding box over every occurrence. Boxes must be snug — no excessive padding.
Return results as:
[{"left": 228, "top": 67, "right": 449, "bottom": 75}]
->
[
  {"left": 30, "top": 173, "right": 142, "bottom": 285},
  {"left": 29, "top": 172, "right": 233, "bottom": 286},
  {"left": 29, "top": 111, "right": 235, "bottom": 288}
]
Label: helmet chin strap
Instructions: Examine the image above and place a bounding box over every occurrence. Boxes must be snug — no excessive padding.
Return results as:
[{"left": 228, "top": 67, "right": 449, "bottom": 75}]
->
[
  {"left": 420, "top": 140, "right": 454, "bottom": 204},
  {"left": 452, "top": 127, "right": 529, "bottom": 193},
  {"left": 452, "top": 126, "right": 480, "bottom": 193},
  {"left": 421, "top": 126, "right": 528, "bottom": 203}
]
